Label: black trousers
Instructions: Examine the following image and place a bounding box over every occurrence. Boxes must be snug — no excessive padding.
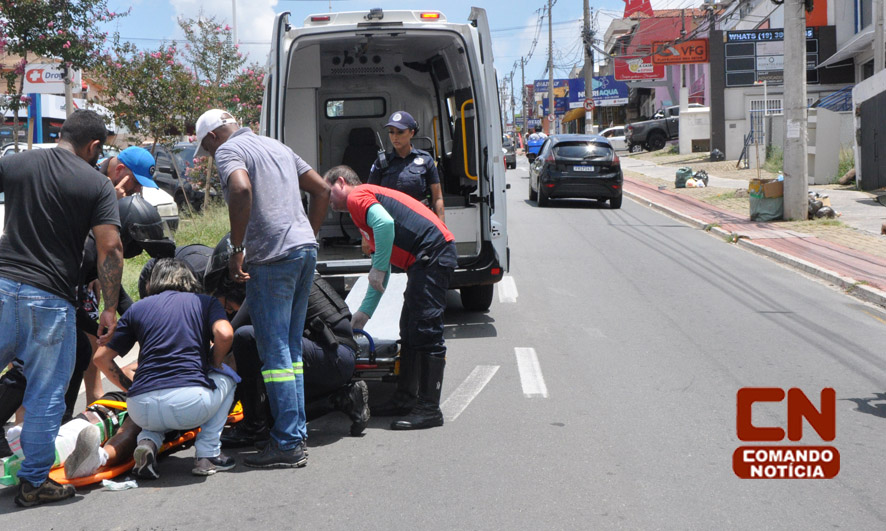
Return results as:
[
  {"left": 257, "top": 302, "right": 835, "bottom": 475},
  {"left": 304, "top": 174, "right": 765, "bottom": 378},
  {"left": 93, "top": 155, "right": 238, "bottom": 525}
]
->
[{"left": 233, "top": 325, "right": 355, "bottom": 404}]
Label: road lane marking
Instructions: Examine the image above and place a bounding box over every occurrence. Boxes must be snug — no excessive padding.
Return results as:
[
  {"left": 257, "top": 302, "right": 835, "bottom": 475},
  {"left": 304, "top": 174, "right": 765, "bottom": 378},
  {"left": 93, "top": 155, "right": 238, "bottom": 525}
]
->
[
  {"left": 441, "top": 365, "right": 500, "bottom": 422},
  {"left": 515, "top": 347, "right": 548, "bottom": 398},
  {"left": 497, "top": 275, "right": 518, "bottom": 303}
]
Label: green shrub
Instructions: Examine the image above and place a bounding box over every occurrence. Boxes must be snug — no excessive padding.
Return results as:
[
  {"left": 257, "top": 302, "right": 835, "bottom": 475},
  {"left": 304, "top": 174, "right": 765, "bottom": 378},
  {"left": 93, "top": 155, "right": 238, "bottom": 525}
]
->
[
  {"left": 763, "top": 145, "right": 783, "bottom": 174},
  {"left": 120, "top": 202, "right": 230, "bottom": 303},
  {"left": 833, "top": 148, "right": 854, "bottom": 184}
]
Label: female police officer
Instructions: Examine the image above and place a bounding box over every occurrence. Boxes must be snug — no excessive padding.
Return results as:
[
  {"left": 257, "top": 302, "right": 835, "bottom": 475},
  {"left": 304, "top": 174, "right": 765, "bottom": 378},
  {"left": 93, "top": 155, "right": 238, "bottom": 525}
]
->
[{"left": 368, "top": 111, "right": 445, "bottom": 222}]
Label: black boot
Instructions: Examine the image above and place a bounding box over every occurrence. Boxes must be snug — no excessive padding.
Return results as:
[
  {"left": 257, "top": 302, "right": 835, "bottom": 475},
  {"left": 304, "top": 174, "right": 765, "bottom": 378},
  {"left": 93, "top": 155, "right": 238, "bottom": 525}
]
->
[
  {"left": 391, "top": 355, "right": 445, "bottom": 430},
  {"left": 331, "top": 381, "right": 370, "bottom": 436},
  {"left": 372, "top": 350, "right": 419, "bottom": 417},
  {"left": 221, "top": 376, "right": 270, "bottom": 448}
]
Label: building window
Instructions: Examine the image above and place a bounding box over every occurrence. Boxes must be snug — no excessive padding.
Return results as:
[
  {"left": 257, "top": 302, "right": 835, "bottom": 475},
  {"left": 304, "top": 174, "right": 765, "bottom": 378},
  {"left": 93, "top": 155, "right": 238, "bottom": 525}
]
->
[
  {"left": 859, "top": 0, "right": 873, "bottom": 31},
  {"left": 862, "top": 59, "right": 874, "bottom": 80}
]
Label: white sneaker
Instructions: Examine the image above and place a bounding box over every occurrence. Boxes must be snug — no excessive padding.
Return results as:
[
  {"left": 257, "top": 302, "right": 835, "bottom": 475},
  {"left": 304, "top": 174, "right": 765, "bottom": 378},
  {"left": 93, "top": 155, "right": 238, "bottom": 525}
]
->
[{"left": 64, "top": 424, "right": 107, "bottom": 479}]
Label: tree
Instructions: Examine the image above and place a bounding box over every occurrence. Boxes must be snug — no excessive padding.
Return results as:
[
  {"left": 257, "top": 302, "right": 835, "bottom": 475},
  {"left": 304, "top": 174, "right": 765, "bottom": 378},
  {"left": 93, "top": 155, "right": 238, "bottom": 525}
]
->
[
  {"left": 177, "top": 13, "right": 247, "bottom": 208},
  {"left": 224, "top": 63, "right": 266, "bottom": 129},
  {"left": 0, "top": 0, "right": 127, "bottom": 147}
]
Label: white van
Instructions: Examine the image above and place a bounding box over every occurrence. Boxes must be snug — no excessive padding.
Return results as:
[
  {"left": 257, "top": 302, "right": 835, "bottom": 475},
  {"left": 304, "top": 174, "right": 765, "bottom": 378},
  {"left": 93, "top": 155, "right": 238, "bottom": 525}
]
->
[{"left": 262, "top": 7, "right": 508, "bottom": 311}]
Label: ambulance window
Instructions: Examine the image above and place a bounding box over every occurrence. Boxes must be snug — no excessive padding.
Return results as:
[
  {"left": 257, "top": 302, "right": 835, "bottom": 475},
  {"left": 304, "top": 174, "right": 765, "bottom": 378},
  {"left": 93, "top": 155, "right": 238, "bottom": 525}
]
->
[{"left": 325, "top": 98, "right": 386, "bottom": 119}]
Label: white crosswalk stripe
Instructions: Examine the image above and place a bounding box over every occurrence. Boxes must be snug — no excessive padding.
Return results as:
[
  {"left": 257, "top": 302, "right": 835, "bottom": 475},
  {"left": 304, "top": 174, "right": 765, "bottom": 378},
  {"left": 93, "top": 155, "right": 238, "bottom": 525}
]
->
[
  {"left": 441, "top": 365, "right": 500, "bottom": 422},
  {"left": 497, "top": 275, "right": 518, "bottom": 303},
  {"left": 515, "top": 347, "right": 548, "bottom": 398}
]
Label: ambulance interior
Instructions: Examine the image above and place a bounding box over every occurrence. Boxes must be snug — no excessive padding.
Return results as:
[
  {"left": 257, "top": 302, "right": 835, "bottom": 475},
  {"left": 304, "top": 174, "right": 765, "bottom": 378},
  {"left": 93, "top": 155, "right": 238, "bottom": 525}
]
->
[{"left": 280, "top": 29, "right": 485, "bottom": 271}]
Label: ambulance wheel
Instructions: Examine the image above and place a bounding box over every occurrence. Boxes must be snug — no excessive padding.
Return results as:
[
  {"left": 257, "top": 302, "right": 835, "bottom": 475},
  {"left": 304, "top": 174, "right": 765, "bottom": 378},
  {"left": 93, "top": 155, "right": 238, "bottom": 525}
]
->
[{"left": 460, "top": 285, "right": 494, "bottom": 312}]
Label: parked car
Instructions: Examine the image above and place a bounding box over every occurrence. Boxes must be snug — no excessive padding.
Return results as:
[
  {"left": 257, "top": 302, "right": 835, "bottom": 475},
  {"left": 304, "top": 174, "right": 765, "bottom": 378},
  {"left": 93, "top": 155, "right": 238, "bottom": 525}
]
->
[
  {"left": 144, "top": 142, "right": 210, "bottom": 211},
  {"left": 528, "top": 134, "right": 623, "bottom": 209},
  {"left": 624, "top": 103, "right": 705, "bottom": 152},
  {"left": 502, "top": 134, "right": 516, "bottom": 169},
  {"left": 141, "top": 186, "right": 180, "bottom": 232},
  {"left": 599, "top": 126, "right": 631, "bottom": 152},
  {"left": 0, "top": 142, "right": 57, "bottom": 157}
]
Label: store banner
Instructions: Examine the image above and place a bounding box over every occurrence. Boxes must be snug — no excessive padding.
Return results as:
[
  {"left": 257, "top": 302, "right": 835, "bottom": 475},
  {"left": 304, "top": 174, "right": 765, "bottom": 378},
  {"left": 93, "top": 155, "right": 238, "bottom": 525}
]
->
[{"left": 613, "top": 56, "right": 665, "bottom": 81}]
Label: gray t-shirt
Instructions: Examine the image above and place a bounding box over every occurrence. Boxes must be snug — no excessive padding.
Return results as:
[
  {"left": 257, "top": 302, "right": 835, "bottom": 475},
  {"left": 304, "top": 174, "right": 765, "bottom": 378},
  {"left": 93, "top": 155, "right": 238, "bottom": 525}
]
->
[{"left": 215, "top": 128, "right": 316, "bottom": 264}]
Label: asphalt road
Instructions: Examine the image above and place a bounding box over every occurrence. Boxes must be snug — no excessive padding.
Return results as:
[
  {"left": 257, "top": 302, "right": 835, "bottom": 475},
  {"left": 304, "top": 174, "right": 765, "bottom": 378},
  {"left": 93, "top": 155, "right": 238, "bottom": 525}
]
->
[{"left": 4, "top": 157, "right": 886, "bottom": 529}]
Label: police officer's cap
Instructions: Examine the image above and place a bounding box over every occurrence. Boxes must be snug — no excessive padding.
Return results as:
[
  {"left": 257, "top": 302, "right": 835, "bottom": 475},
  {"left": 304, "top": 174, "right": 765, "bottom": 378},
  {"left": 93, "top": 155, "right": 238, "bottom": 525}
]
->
[{"left": 385, "top": 111, "right": 418, "bottom": 131}]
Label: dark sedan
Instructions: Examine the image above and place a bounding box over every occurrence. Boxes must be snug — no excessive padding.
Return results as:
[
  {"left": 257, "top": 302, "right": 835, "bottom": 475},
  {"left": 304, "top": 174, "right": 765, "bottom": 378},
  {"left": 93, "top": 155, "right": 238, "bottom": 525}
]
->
[{"left": 528, "top": 134, "right": 623, "bottom": 208}]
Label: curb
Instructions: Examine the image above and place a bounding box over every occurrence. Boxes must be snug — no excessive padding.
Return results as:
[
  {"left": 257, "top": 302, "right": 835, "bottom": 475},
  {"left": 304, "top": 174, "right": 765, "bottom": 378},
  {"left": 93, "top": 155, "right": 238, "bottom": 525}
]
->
[{"left": 623, "top": 189, "right": 886, "bottom": 309}]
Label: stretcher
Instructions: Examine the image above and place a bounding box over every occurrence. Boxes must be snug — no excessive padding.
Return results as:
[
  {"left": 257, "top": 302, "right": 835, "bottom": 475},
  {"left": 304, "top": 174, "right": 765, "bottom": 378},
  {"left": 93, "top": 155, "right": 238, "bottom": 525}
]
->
[
  {"left": 346, "top": 273, "right": 404, "bottom": 382},
  {"left": 1, "top": 400, "right": 243, "bottom": 488}
]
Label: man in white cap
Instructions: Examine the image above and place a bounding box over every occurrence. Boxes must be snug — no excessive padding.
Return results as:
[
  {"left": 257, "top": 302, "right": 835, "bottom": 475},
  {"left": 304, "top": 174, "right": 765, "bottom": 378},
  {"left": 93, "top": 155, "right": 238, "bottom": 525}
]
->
[{"left": 194, "top": 108, "right": 330, "bottom": 469}]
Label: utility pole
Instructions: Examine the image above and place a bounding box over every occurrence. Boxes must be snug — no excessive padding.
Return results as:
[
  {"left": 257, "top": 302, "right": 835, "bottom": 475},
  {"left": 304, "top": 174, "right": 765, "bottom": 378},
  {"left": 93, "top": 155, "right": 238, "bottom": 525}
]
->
[
  {"left": 232, "top": 0, "right": 238, "bottom": 45},
  {"left": 875, "top": 0, "right": 884, "bottom": 73},
  {"left": 548, "top": 0, "right": 555, "bottom": 134},
  {"left": 583, "top": 0, "right": 594, "bottom": 134},
  {"left": 510, "top": 70, "right": 516, "bottom": 134},
  {"left": 783, "top": 0, "right": 808, "bottom": 220},
  {"left": 521, "top": 57, "right": 527, "bottom": 136},
  {"left": 678, "top": 8, "right": 690, "bottom": 154}
]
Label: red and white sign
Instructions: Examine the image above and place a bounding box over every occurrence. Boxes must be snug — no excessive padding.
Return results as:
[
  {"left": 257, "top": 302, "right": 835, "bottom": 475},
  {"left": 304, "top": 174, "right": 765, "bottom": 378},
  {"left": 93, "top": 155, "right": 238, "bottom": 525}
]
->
[
  {"left": 613, "top": 56, "right": 665, "bottom": 81},
  {"left": 583, "top": 98, "right": 595, "bottom": 111},
  {"left": 23, "top": 64, "right": 82, "bottom": 94}
]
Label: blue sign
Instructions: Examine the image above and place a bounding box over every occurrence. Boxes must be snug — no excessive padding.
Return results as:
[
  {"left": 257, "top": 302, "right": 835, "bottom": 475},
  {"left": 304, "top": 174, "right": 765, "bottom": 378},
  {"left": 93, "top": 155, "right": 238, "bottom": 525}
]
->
[
  {"left": 591, "top": 76, "right": 629, "bottom": 106},
  {"left": 536, "top": 77, "right": 629, "bottom": 114}
]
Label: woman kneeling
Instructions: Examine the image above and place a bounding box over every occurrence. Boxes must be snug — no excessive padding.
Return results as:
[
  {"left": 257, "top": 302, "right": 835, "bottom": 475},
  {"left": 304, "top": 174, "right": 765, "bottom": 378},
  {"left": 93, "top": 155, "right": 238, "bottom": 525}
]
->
[{"left": 94, "top": 258, "right": 237, "bottom": 479}]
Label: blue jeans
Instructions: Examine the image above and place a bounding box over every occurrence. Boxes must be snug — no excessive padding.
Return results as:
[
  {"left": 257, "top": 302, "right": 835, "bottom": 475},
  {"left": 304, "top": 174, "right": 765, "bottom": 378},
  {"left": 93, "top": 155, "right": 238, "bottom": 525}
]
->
[
  {"left": 246, "top": 246, "right": 317, "bottom": 450},
  {"left": 127, "top": 373, "right": 236, "bottom": 458},
  {"left": 0, "top": 277, "right": 76, "bottom": 487}
]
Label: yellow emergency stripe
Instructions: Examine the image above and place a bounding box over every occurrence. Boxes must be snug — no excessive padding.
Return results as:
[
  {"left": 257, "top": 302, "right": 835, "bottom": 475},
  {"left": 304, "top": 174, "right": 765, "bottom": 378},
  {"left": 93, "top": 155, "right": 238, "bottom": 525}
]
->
[
  {"left": 262, "top": 368, "right": 295, "bottom": 383},
  {"left": 292, "top": 361, "right": 304, "bottom": 375}
]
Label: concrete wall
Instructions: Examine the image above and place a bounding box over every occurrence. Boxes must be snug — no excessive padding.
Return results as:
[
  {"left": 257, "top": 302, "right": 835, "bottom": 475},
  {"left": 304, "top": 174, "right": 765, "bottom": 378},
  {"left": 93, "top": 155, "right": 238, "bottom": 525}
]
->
[
  {"left": 807, "top": 108, "right": 855, "bottom": 184},
  {"left": 851, "top": 68, "right": 886, "bottom": 183},
  {"left": 679, "top": 107, "right": 711, "bottom": 154}
]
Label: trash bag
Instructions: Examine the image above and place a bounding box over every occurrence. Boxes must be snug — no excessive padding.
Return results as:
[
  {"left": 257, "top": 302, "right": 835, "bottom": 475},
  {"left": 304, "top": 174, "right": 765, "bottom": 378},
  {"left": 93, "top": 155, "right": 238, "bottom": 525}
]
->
[
  {"left": 814, "top": 206, "right": 836, "bottom": 219},
  {"left": 675, "top": 167, "right": 693, "bottom": 188},
  {"left": 808, "top": 199, "right": 823, "bottom": 217},
  {"left": 693, "top": 169, "right": 710, "bottom": 186},
  {"left": 710, "top": 149, "right": 725, "bottom": 162}
]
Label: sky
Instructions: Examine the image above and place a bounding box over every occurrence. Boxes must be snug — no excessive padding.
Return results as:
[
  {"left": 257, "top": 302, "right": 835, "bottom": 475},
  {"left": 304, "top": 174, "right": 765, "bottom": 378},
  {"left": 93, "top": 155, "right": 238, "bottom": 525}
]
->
[{"left": 101, "top": 0, "right": 698, "bottom": 106}]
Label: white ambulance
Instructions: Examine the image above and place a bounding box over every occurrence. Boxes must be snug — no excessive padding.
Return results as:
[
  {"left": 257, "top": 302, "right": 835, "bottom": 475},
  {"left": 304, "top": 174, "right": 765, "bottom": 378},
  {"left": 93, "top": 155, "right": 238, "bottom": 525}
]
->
[{"left": 261, "top": 7, "right": 508, "bottom": 311}]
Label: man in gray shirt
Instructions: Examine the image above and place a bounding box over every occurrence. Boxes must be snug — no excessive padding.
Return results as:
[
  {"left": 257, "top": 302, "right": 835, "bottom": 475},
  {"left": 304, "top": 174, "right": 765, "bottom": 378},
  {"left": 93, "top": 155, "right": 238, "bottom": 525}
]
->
[{"left": 195, "top": 109, "right": 330, "bottom": 468}]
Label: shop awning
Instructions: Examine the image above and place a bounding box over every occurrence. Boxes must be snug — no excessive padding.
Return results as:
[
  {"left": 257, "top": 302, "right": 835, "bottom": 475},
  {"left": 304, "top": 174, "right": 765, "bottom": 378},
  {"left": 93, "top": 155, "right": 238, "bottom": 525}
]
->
[
  {"left": 817, "top": 27, "right": 873, "bottom": 69},
  {"left": 562, "top": 107, "right": 586, "bottom": 123}
]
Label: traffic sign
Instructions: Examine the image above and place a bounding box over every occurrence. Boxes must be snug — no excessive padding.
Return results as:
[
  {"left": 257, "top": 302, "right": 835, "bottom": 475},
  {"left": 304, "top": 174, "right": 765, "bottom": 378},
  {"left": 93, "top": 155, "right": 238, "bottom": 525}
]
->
[
  {"left": 547, "top": 114, "right": 555, "bottom": 122},
  {"left": 584, "top": 98, "right": 595, "bottom": 111}
]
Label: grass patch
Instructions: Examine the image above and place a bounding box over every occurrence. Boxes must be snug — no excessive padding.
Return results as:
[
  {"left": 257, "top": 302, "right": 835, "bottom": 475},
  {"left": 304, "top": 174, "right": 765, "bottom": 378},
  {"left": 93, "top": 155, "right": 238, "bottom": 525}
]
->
[
  {"left": 763, "top": 145, "right": 783, "bottom": 174},
  {"left": 120, "top": 202, "right": 230, "bottom": 303},
  {"left": 833, "top": 148, "right": 854, "bottom": 184}
]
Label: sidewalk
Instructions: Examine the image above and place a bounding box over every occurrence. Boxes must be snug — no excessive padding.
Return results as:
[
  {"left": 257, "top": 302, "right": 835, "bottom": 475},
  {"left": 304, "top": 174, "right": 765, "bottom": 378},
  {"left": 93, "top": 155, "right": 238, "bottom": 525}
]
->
[{"left": 620, "top": 154, "right": 886, "bottom": 308}]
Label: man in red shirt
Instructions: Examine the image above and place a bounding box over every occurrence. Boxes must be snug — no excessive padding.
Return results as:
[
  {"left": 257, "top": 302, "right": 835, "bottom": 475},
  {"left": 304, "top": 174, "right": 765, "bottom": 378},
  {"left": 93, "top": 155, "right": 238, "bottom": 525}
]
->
[{"left": 325, "top": 165, "right": 457, "bottom": 430}]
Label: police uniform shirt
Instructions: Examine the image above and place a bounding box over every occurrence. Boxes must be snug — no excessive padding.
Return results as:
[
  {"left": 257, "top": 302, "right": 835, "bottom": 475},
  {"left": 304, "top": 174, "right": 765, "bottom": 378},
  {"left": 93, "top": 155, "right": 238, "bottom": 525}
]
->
[{"left": 367, "top": 147, "right": 440, "bottom": 203}]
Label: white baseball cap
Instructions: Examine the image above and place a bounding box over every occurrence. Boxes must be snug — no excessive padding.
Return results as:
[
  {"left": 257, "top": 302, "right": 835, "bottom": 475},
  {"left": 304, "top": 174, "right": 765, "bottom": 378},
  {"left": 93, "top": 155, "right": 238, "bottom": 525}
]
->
[{"left": 194, "top": 109, "right": 238, "bottom": 157}]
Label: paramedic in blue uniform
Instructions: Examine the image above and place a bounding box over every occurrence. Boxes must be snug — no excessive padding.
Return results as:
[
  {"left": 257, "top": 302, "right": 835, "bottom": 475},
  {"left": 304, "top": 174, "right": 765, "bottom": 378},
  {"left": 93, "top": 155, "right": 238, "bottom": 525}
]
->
[{"left": 368, "top": 111, "right": 445, "bottom": 222}]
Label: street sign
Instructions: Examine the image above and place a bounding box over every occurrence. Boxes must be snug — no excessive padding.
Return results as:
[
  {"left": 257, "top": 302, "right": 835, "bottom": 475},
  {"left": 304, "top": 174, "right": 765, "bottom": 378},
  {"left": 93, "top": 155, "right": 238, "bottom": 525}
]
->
[
  {"left": 547, "top": 114, "right": 555, "bottom": 122},
  {"left": 583, "top": 98, "right": 595, "bottom": 111}
]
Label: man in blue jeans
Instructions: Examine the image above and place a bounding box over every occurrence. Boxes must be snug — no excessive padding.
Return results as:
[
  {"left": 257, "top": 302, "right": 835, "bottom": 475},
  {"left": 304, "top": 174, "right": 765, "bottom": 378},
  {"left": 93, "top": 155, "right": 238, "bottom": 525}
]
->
[
  {"left": 0, "top": 110, "right": 123, "bottom": 506},
  {"left": 196, "top": 109, "right": 331, "bottom": 468}
]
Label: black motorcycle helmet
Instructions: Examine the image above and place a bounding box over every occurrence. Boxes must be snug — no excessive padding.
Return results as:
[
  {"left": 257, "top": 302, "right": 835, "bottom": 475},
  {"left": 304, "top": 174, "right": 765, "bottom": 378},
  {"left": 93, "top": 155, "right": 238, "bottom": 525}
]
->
[
  {"left": 118, "top": 194, "right": 175, "bottom": 259},
  {"left": 204, "top": 233, "right": 245, "bottom": 305}
]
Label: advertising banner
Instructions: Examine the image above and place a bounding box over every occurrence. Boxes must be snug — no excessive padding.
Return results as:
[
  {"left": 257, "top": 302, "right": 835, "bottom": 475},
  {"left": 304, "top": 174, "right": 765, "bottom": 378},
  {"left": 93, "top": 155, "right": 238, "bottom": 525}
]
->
[
  {"left": 591, "top": 76, "right": 629, "bottom": 106},
  {"left": 22, "top": 64, "right": 82, "bottom": 94},
  {"left": 613, "top": 56, "right": 665, "bottom": 81},
  {"left": 652, "top": 39, "right": 709, "bottom": 65}
]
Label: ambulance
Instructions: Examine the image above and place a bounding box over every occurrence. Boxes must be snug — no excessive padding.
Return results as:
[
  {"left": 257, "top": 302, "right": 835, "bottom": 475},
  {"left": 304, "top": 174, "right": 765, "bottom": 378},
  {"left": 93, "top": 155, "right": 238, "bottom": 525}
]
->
[{"left": 261, "top": 7, "right": 508, "bottom": 311}]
